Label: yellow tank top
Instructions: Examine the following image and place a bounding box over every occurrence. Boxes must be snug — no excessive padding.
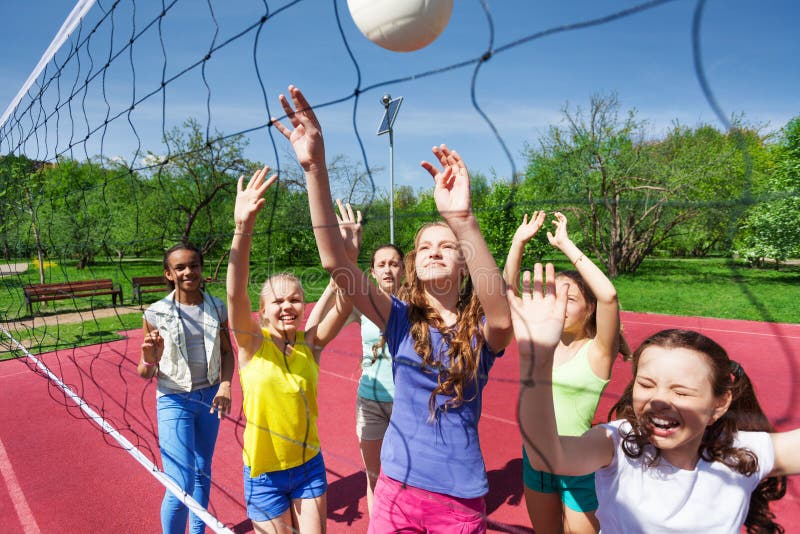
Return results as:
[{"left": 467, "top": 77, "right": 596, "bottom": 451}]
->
[{"left": 240, "top": 329, "right": 320, "bottom": 476}]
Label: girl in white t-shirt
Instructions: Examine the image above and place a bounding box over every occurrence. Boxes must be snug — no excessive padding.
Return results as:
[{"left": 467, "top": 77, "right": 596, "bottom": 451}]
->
[{"left": 509, "top": 263, "right": 799, "bottom": 533}]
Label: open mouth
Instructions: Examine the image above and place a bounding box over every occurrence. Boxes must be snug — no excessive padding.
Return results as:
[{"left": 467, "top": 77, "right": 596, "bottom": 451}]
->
[{"left": 647, "top": 414, "right": 680, "bottom": 434}]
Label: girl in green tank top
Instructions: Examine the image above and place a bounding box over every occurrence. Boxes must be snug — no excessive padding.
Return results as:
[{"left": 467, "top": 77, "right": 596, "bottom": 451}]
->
[{"left": 505, "top": 211, "right": 629, "bottom": 534}]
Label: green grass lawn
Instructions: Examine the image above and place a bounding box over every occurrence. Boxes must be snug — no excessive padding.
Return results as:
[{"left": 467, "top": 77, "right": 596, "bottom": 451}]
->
[
  {"left": 612, "top": 258, "right": 800, "bottom": 323},
  {"left": 0, "top": 260, "right": 331, "bottom": 359},
  {"left": 2, "top": 312, "right": 144, "bottom": 357},
  {"left": 2, "top": 256, "right": 798, "bottom": 360}
]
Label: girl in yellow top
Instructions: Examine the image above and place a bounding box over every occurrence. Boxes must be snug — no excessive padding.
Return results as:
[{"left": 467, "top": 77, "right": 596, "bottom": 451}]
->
[{"left": 226, "top": 167, "right": 357, "bottom": 534}]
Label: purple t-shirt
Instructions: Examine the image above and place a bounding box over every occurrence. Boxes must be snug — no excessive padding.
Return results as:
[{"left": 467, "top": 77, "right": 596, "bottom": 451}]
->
[{"left": 380, "top": 296, "right": 503, "bottom": 498}]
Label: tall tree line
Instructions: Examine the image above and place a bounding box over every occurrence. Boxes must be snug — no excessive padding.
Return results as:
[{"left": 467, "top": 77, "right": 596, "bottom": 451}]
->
[{"left": 1, "top": 106, "right": 797, "bottom": 276}]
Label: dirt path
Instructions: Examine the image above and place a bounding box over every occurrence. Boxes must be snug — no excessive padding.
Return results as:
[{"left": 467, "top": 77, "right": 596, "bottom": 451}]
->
[
  {"left": 0, "top": 263, "right": 29, "bottom": 276},
  {"left": 2, "top": 305, "right": 142, "bottom": 330}
]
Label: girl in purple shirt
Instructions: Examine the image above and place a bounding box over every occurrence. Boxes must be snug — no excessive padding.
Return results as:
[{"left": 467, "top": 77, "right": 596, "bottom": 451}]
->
[{"left": 272, "top": 85, "right": 513, "bottom": 533}]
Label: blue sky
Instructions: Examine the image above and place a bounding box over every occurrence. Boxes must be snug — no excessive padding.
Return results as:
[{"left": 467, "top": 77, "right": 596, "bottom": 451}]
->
[{"left": 1, "top": 0, "right": 798, "bottom": 194}]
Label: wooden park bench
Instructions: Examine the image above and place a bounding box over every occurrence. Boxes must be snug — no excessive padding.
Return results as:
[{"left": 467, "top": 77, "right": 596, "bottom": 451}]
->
[
  {"left": 131, "top": 275, "right": 168, "bottom": 305},
  {"left": 23, "top": 279, "right": 123, "bottom": 316}
]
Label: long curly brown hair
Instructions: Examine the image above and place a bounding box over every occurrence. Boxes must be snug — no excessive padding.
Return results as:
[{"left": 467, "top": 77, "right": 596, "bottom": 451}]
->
[
  {"left": 609, "top": 329, "right": 787, "bottom": 533},
  {"left": 401, "top": 222, "right": 485, "bottom": 419}
]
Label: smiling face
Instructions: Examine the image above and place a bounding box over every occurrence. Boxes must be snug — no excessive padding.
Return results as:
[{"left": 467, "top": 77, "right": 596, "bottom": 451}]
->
[
  {"left": 164, "top": 248, "right": 204, "bottom": 296},
  {"left": 371, "top": 246, "right": 403, "bottom": 294},
  {"left": 260, "top": 276, "right": 305, "bottom": 336},
  {"left": 632, "top": 345, "right": 732, "bottom": 469},
  {"left": 413, "top": 224, "right": 466, "bottom": 287}
]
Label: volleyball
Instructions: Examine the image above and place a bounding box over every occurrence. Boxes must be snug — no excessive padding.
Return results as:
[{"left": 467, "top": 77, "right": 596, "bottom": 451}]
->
[{"left": 347, "top": 0, "right": 454, "bottom": 53}]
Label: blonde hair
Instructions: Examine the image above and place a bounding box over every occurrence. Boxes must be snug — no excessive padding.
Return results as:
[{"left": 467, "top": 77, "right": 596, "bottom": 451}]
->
[
  {"left": 402, "top": 222, "right": 485, "bottom": 418},
  {"left": 258, "top": 272, "right": 305, "bottom": 327}
]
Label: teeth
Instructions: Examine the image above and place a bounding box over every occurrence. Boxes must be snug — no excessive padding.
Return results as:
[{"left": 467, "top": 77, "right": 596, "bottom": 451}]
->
[{"left": 650, "top": 415, "right": 677, "bottom": 429}]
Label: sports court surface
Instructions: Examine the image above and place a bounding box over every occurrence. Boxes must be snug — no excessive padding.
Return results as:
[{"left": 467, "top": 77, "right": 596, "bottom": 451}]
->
[{"left": 1, "top": 310, "right": 798, "bottom": 533}]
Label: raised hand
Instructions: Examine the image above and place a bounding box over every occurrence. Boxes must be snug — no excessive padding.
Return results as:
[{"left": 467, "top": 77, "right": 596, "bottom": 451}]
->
[
  {"left": 234, "top": 166, "right": 277, "bottom": 230},
  {"left": 421, "top": 144, "right": 472, "bottom": 223},
  {"left": 507, "top": 263, "right": 567, "bottom": 355},
  {"left": 141, "top": 328, "right": 164, "bottom": 365},
  {"left": 271, "top": 85, "right": 325, "bottom": 172},
  {"left": 512, "top": 211, "right": 547, "bottom": 245},
  {"left": 336, "top": 199, "right": 363, "bottom": 262},
  {"left": 546, "top": 211, "right": 572, "bottom": 250}
]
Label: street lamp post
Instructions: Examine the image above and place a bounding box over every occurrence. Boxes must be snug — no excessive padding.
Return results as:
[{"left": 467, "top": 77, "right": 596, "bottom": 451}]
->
[{"left": 377, "top": 94, "right": 403, "bottom": 244}]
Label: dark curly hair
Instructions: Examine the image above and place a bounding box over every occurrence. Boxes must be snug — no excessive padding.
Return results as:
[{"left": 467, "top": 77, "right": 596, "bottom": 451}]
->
[{"left": 609, "top": 329, "right": 786, "bottom": 533}]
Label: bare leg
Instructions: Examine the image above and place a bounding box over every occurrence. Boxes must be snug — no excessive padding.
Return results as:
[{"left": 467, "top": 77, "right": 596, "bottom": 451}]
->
[
  {"left": 252, "top": 508, "right": 295, "bottom": 534},
  {"left": 293, "top": 494, "right": 327, "bottom": 534},
  {"left": 524, "top": 486, "right": 563, "bottom": 533},
  {"left": 359, "top": 438, "right": 383, "bottom": 516},
  {"left": 562, "top": 505, "right": 599, "bottom": 534}
]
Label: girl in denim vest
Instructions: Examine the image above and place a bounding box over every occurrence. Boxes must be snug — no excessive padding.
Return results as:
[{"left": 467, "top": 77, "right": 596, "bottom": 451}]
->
[{"left": 139, "top": 243, "right": 234, "bottom": 534}]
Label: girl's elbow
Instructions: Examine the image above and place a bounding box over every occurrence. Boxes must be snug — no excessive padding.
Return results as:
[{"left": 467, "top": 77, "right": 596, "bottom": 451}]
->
[
  {"left": 598, "top": 290, "right": 618, "bottom": 306},
  {"left": 320, "top": 256, "right": 340, "bottom": 273},
  {"left": 523, "top": 446, "right": 564, "bottom": 473}
]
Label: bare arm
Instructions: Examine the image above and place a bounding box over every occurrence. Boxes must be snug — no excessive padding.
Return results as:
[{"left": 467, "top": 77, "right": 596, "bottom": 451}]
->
[
  {"left": 769, "top": 429, "right": 800, "bottom": 476},
  {"left": 510, "top": 264, "right": 615, "bottom": 476},
  {"left": 503, "top": 211, "right": 546, "bottom": 296},
  {"left": 271, "top": 86, "right": 392, "bottom": 329},
  {"left": 209, "top": 319, "right": 235, "bottom": 419},
  {"left": 305, "top": 200, "right": 362, "bottom": 356},
  {"left": 548, "top": 211, "right": 620, "bottom": 379},
  {"left": 422, "top": 145, "right": 513, "bottom": 352},
  {"left": 226, "top": 167, "right": 277, "bottom": 365},
  {"left": 305, "top": 279, "right": 353, "bottom": 359}
]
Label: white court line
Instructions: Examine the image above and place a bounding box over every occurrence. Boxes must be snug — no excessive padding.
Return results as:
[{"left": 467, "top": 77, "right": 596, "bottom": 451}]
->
[
  {"left": 320, "top": 368, "right": 359, "bottom": 383},
  {"left": 0, "top": 435, "right": 41, "bottom": 534},
  {"left": 481, "top": 412, "right": 517, "bottom": 426},
  {"left": 622, "top": 318, "right": 800, "bottom": 340}
]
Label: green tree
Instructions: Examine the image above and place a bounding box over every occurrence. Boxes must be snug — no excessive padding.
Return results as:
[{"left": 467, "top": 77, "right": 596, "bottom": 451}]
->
[
  {"left": 0, "top": 155, "right": 35, "bottom": 260},
  {"left": 522, "top": 94, "right": 758, "bottom": 277},
  {"left": 37, "top": 159, "right": 118, "bottom": 268},
  {"left": 150, "top": 118, "right": 250, "bottom": 253},
  {"left": 736, "top": 116, "right": 800, "bottom": 265},
  {"left": 657, "top": 123, "right": 767, "bottom": 257}
]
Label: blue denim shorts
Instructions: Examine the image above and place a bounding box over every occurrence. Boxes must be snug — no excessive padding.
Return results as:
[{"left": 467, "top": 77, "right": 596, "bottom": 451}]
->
[
  {"left": 522, "top": 448, "right": 598, "bottom": 512},
  {"left": 243, "top": 452, "right": 328, "bottom": 521}
]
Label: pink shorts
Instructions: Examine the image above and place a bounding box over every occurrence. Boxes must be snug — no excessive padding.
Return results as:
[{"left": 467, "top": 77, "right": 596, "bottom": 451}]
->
[{"left": 368, "top": 471, "right": 486, "bottom": 533}]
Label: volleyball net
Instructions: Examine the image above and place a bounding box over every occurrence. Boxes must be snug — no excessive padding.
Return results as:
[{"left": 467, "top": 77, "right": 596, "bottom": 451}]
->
[{"left": 0, "top": 0, "right": 797, "bottom": 531}]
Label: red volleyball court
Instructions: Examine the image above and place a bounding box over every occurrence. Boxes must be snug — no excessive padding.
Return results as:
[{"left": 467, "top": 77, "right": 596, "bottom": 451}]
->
[{"left": 1, "top": 310, "right": 799, "bottom": 533}]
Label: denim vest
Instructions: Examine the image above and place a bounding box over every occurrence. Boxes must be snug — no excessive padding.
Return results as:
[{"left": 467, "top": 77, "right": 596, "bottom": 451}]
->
[{"left": 147, "top": 290, "right": 224, "bottom": 392}]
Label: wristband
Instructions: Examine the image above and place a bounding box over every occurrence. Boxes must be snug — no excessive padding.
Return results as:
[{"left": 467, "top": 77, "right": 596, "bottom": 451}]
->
[
  {"left": 141, "top": 360, "right": 156, "bottom": 368},
  {"left": 573, "top": 254, "right": 585, "bottom": 265}
]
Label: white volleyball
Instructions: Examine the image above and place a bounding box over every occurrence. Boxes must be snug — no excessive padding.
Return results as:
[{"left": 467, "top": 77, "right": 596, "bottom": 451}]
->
[{"left": 347, "top": 0, "right": 454, "bottom": 53}]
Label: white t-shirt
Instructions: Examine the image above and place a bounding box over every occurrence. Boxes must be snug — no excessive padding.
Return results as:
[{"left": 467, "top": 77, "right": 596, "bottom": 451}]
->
[{"left": 595, "top": 419, "right": 775, "bottom": 533}]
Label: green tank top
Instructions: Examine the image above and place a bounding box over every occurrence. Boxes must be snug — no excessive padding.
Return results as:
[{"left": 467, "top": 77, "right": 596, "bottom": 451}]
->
[
  {"left": 552, "top": 339, "right": 609, "bottom": 436},
  {"left": 240, "top": 329, "right": 320, "bottom": 476}
]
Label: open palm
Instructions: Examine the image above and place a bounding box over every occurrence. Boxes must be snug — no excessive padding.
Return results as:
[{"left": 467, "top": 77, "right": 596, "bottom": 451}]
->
[
  {"left": 271, "top": 85, "right": 325, "bottom": 171},
  {"left": 422, "top": 144, "right": 472, "bottom": 222},
  {"left": 507, "top": 263, "right": 567, "bottom": 352},
  {"left": 234, "top": 166, "right": 277, "bottom": 229}
]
